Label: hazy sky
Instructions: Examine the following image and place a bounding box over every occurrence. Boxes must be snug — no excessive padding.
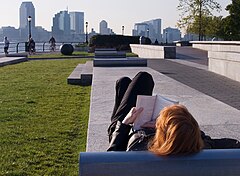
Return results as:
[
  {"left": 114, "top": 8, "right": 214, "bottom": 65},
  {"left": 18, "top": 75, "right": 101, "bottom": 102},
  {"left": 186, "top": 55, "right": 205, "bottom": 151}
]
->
[{"left": 0, "top": 0, "right": 231, "bottom": 35}]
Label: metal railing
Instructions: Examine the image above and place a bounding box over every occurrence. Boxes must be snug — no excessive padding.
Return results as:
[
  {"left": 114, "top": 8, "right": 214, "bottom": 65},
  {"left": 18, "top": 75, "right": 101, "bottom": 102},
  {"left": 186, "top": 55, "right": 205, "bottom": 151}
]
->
[{"left": 0, "top": 41, "right": 86, "bottom": 54}]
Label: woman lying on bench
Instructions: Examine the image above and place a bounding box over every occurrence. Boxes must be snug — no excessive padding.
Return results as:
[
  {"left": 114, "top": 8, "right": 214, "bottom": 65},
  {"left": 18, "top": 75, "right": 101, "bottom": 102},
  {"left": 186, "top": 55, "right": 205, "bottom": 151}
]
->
[{"left": 107, "top": 71, "right": 240, "bottom": 154}]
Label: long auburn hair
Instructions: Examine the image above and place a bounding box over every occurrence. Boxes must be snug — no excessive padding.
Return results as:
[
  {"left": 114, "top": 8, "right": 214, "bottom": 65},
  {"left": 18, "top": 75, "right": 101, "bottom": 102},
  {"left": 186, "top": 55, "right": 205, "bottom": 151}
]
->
[{"left": 148, "top": 104, "right": 203, "bottom": 155}]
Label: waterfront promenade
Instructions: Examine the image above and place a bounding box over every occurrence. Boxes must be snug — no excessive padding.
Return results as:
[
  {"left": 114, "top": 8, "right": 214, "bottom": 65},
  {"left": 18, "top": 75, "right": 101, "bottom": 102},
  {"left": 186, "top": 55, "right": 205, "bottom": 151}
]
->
[
  {"left": 1, "top": 47, "right": 240, "bottom": 152},
  {"left": 87, "top": 46, "right": 240, "bottom": 151}
]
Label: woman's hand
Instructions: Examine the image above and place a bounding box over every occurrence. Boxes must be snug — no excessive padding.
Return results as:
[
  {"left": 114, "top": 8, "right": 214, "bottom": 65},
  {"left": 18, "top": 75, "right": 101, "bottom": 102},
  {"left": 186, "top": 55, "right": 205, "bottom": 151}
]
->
[
  {"left": 122, "top": 107, "right": 143, "bottom": 125},
  {"left": 141, "top": 120, "right": 156, "bottom": 129}
]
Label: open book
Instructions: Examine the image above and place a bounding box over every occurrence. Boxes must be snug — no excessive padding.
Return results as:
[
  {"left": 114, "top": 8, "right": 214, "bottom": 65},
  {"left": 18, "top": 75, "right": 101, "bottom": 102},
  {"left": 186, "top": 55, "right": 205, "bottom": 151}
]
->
[{"left": 133, "top": 95, "right": 179, "bottom": 130}]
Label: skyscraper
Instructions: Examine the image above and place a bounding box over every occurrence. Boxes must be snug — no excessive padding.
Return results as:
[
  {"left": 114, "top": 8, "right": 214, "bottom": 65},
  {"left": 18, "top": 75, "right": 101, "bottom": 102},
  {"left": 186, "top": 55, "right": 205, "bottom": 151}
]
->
[
  {"left": 19, "top": 1, "right": 35, "bottom": 40},
  {"left": 52, "top": 11, "right": 70, "bottom": 41},
  {"left": 99, "top": 20, "right": 114, "bottom": 35},
  {"left": 132, "top": 19, "right": 162, "bottom": 43},
  {"left": 99, "top": 20, "right": 108, "bottom": 34},
  {"left": 19, "top": 2, "right": 35, "bottom": 29},
  {"left": 69, "top": 12, "right": 84, "bottom": 34}
]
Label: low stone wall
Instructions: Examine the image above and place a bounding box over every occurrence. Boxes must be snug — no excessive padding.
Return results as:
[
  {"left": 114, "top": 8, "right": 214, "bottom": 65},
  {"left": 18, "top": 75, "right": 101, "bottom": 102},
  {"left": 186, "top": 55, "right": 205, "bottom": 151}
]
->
[
  {"left": 130, "top": 44, "right": 176, "bottom": 59},
  {"left": 190, "top": 41, "right": 240, "bottom": 52},
  {"left": 208, "top": 51, "right": 240, "bottom": 82}
]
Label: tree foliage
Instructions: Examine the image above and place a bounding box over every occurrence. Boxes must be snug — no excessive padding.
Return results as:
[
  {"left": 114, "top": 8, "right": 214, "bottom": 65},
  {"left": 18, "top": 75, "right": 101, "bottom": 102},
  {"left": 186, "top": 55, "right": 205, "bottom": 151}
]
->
[
  {"left": 218, "top": 0, "right": 240, "bottom": 40},
  {"left": 187, "top": 15, "right": 223, "bottom": 39},
  {"left": 89, "top": 35, "right": 151, "bottom": 51},
  {"left": 177, "top": 0, "right": 221, "bottom": 40}
]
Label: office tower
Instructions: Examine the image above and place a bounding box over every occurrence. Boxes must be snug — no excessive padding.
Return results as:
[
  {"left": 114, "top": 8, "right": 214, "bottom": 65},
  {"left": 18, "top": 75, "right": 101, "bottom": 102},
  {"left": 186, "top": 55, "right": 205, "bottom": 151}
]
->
[
  {"left": 19, "top": 1, "right": 35, "bottom": 40},
  {"left": 145, "top": 19, "right": 162, "bottom": 42},
  {"left": 69, "top": 12, "right": 84, "bottom": 34},
  {"left": 163, "top": 27, "right": 181, "bottom": 43},
  {"left": 99, "top": 20, "right": 108, "bottom": 34},
  {"left": 19, "top": 1, "right": 35, "bottom": 29},
  {"left": 133, "top": 19, "right": 162, "bottom": 43},
  {"left": 52, "top": 11, "right": 71, "bottom": 41},
  {"left": 133, "top": 23, "right": 149, "bottom": 37}
]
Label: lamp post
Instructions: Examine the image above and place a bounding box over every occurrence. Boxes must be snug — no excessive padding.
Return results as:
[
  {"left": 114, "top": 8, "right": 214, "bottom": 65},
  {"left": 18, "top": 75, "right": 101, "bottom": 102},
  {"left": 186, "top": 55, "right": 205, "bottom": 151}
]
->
[
  {"left": 122, "top": 26, "right": 124, "bottom": 35},
  {"left": 27, "top": 16, "right": 32, "bottom": 39},
  {"left": 165, "top": 31, "right": 168, "bottom": 44},
  {"left": 147, "top": 28, "right": 149, "bottom": 38},
  {"left": 85, "top": 21, "right": 88, "bottom": 44}
]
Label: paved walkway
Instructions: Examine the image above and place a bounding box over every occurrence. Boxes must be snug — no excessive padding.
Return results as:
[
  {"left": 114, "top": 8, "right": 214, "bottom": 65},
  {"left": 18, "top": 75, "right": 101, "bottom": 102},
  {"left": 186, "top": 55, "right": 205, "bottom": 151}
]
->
[
  {"left": 1, "top": 48, "right": 240, "bottom": 152},
  {"left": 87, "top": 47, "right": 240, "bottom": 152},
  {"left": 148, "top": 47, "right": 240, "bottom": 110}
]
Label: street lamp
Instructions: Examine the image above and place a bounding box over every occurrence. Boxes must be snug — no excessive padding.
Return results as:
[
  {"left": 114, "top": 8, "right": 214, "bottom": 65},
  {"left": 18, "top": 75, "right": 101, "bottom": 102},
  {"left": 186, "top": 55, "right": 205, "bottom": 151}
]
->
[
  {"left": 122, "top": 26, "right": 124, "bottom": 35},
  {"left": 147, "top": 28, "right": 149, "bottom": 38},
  {"left": 165, "top": 31, "right": 168, "bottom": 44},
  {"left": 85, "top": 22, "right": 88, "bottom": 44},
  {"left": 27, "top": 16, "right": 32, "bottom": 39}
]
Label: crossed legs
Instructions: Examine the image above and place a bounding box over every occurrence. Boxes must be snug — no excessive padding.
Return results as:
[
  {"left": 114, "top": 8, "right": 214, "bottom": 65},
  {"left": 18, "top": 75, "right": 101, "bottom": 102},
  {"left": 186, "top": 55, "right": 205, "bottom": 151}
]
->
[{"left": 108, "top": 71, "right": 154, "bottom": 142}]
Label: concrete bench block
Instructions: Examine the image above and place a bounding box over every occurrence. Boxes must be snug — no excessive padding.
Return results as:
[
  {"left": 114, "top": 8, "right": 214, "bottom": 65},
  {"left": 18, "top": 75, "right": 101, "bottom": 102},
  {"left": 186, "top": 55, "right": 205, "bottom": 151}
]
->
[
  {"left": 0, "top": 57, "right": 28, "bottom": 67},
  {"left": 79, "top": 149, "right": 240, "bottom": 176},
  {"left": 94, "top": 48, "right": 126, "bottom": 58},
  {"left": 190, "top": 41, "right": 240, "bottom": 52},
  {"left": 80, "top": 61, "right": 93, "bottom": 86},
  {"left": 208, "top": 51, "right": 240, "bottom": 82},
  {"left": 130, "top": 44, "right": 176, "bottom": 59},
  {"left": 93, "top": 58, "right": 147, "bottom": 67},
  {"left": 67, "top": 61, "right": 93, "bottom": 86},
  {"left": 67, "top": 64, "right": 85, "bottom": 85}
]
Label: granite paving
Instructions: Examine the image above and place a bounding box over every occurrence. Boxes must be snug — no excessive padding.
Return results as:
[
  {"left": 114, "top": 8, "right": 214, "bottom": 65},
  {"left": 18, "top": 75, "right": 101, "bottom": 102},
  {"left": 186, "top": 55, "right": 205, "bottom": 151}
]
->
[{"left": 87, "top": 49, "right": 240, "bottom": 151}]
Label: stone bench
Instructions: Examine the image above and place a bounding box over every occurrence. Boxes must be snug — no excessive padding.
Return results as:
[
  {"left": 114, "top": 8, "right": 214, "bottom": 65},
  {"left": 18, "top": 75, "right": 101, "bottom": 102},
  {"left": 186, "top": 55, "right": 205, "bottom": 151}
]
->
[
  {"left": 130, "top": 44, "right": 176, "bottom": 59},
  {"left": 0, "top": 56, "right": 28, "bottom": 67},
  {"left": 93, "top": 58, "right": 147, "bottom": 67},
  {"left": 208, "top": 51, "right": 240, "bottom": 82},
  {"left": 94, "top": 48, "right": 126, "bottom": 58},
  {"left": 79, "top": 149, "right": 240, "bottom": 176},
  {"left": 67, "top": 61, "right": 93, "bottom": 86}
]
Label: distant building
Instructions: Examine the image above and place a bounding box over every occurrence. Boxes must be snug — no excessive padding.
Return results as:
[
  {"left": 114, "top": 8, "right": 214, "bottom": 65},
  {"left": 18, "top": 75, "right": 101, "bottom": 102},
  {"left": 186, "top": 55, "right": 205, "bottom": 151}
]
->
[
  {"left": 132, "top": 23, "right": 149, "bottom": 37},
  {"left": 183, "top": 33, "right": 199, "bottom": 41},
  {"left": 34, "top": 26, "right": 51, "bottom": 42},
  {"left": 52, "top": 11, "right": 71, "bottom": 41},
  {"left": 163, "top": 27, "right": 181, "bottom": 43},
  {"left": 99, "top": 20, "right": 114, "bottom": 35},
  {"left": 0, "top": 26, "right": 20, "bottom": 42},
  {"left": 69, "top": 12, "right": 84, "bottom": 34},
  {"left": 144, "top": 19, "right": 162, "bottom": 43},
  {"left": 132, "top": 19, "right": 162, "bottom": 43},
  {"left": 99, "top": 20, "right": 108, "bottom": 35},
  {"left": 19, "top": 1, "right": 35, "bottom": 40}
]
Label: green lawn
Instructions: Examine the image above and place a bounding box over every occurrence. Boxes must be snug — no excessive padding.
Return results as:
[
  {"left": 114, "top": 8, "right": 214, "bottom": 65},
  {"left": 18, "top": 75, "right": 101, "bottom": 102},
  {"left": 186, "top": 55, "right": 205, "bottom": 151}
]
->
[
  {"left": 29, "top": 51, "right": 94, "bottom": 58},
  {"left": 28, "top": 51, "right": 138, "bottom": 59},
  {"left": 0, "top": 59, "right": 91, "bottom": 175}
]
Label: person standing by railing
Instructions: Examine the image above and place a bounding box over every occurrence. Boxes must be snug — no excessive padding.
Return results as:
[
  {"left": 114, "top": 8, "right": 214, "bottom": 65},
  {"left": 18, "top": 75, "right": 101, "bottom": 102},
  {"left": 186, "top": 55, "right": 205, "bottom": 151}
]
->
[
  {"left": 28, "top": 37, "right": 35, "bottom": 55},
  {"left": 3, "top": 37, "right": 10, "bottom": 55},
  {"left": 49, "top": 36, "right": 56, "bottom": 52}
]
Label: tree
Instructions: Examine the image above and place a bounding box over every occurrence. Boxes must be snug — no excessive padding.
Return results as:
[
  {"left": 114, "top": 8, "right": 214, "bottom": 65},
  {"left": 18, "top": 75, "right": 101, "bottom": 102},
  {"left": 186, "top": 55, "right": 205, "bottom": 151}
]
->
[
  {"left": 218, "top": 0, "right": 240, "bottom": 40},
  {"left": 187, "top": 15, "right": 223, "bottom": 40},
  {"left": 177, "top": 0, "right": 221, "bottom": 41}
]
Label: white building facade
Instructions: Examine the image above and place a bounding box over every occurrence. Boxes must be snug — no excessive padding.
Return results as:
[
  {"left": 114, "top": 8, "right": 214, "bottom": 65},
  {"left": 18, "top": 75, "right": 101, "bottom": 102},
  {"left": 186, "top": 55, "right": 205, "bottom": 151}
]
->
[
  {"left": 163, "top": 27, "right": 181, "bottom": 43},
  {"left": 69, "top": 12, "right": 84, "bottom": 34},
  {"left": 132, "top": 19, "right": 162, "bottom": 43}
]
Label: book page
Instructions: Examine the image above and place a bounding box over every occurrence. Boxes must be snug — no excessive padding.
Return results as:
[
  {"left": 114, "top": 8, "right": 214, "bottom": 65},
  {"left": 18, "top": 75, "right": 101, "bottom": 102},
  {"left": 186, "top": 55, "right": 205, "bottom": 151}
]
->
[
  {"left": 152, "top": 95, "right": 179, "bottom": 120},
  {"left": 133, "top": 95, "right": 156, "bottom": 130}
]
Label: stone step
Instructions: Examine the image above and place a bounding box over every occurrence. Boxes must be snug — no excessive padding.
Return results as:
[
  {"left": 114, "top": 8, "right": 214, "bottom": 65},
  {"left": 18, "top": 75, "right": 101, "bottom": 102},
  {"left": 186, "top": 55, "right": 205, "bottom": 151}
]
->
[
  {"left": 94, "top": 48, "right": 126, "bottom": 58},
  {"left": 80, "top": 61, "right": 93, "bottom": 86},
  {"left": 67, "top": 61, "right": 93, "bottom": 86},
  {"left": 0, "top": 57, "right": 28, "bottom": 67},
  {"left": 93, "top": 58, "right": 147, "bottom": 67}
]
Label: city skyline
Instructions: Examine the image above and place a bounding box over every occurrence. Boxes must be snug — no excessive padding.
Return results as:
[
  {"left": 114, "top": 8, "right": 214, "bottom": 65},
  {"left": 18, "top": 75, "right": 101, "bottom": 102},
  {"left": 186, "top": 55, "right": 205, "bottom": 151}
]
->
[{"left": 0, "top": 0, "right": 231, "bottom": 35}]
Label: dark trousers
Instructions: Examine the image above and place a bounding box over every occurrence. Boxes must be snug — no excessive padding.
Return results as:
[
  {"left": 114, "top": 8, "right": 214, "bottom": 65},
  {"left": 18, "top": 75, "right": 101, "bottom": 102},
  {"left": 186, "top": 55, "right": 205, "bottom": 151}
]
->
[{"left": 108, "top": 71, "right": 154, "bottom": 142}]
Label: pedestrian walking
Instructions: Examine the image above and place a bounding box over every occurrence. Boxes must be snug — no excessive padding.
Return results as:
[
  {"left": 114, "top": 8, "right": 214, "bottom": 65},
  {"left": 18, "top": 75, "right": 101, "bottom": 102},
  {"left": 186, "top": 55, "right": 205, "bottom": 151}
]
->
[{"left": 3, "top": 37, "right": 10, "bottom": 55}]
